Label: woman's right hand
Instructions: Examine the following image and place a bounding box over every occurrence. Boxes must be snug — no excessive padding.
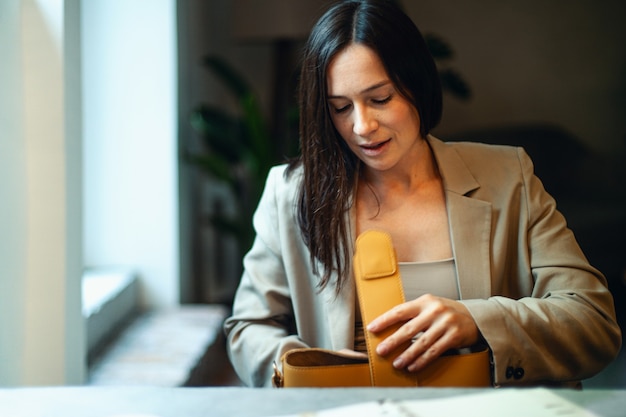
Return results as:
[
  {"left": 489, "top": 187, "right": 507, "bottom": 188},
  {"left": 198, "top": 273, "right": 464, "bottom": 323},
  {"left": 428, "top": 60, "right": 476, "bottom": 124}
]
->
[{"left": 367, "top": 294, "right": 479, "bottom": 372}]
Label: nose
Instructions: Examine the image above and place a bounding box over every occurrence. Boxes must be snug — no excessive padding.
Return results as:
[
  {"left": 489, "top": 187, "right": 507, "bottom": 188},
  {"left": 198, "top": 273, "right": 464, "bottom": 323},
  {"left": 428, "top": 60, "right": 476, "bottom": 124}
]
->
[{"left": 352, "top": 105, "right": 378, "bottom": 137}]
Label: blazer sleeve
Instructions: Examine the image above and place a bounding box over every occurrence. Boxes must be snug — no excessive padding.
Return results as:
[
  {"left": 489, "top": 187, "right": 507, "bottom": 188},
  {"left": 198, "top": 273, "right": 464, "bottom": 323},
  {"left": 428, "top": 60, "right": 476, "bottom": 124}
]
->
[
  {"left": 223, "top": 166, "right": 308, "bottom": 387},
  {"left": 462, "top": 148, "right": 621, "bottom": 386}
]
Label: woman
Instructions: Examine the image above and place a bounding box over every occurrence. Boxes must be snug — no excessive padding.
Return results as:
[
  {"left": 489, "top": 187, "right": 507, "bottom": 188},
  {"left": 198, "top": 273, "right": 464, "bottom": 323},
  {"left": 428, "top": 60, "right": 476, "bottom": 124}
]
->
[{"left": 223, "top": 0, "right": 621, "bottom": 387}]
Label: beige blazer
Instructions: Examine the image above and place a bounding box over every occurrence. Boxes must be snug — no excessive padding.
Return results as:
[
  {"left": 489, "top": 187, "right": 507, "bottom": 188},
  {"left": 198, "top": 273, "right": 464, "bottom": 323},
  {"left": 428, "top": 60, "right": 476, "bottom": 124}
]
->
[{"left": 224, "top": 136, "right": 621, "bottom": 387}]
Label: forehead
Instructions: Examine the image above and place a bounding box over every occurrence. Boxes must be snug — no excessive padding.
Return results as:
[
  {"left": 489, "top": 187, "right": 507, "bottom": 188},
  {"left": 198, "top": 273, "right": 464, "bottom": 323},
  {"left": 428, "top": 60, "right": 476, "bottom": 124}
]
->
[{"left": 326, "top": 44, "right": 390, "bottom": 96}]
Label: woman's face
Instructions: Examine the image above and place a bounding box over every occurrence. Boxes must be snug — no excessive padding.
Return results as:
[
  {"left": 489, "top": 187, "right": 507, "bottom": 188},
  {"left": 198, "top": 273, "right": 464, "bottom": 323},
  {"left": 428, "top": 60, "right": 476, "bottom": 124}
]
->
[{"left": 326, "top": 43, "right": 423, "bottom": 174}]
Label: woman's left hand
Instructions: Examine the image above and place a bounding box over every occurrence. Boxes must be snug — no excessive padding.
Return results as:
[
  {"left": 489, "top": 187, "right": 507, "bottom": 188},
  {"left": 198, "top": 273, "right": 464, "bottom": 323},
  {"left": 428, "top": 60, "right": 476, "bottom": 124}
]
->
[{"left": 366, "top": 294, "right": 479, "bottom": 372}]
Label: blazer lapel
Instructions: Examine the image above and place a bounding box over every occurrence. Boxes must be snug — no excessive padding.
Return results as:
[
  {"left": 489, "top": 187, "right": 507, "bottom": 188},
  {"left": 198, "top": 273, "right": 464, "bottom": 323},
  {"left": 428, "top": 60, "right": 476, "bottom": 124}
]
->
[
  {"left": 322, "top": 275, "right": 356, "bottom": 350},
  {"left": 428, "top": 137, "right": 492, "bottom": 299},
  {"left": 324, "top": 200, "right": 358, "bottom": 350}
]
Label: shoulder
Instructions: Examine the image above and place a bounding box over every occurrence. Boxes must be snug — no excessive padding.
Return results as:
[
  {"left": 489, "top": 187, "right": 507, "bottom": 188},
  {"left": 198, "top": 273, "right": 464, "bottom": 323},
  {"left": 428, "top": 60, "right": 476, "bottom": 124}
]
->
[
  {"left": 439, "top": 138, "right": 524, "bottom": 162},
  {"left": 256, "top": 163, "right": 303, "bottom": 217},
  {"left": 429, "top": 136, "right": 538, "bottom": 201},
  {"left": 264, "top": 163, "right": 303, "bottom": 195},
  {"left": 432, "top": 136, "right": 532, "bottom": 176}
]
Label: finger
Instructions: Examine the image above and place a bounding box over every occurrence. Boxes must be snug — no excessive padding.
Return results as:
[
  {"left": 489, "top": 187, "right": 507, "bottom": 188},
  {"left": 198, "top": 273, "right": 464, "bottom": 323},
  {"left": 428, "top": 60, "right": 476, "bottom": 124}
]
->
[
  {"left": 375, "top": 314, "right": 429, "bottom": 356},
  {"left": 391, "top": 324, "right": 447, "bottom": 370},
  {"left": 406, "top": 335, "right": 452, "bottom": 372},
  {"left": 374, "top": 295, "right": 448, "bottom": 355},
  {"left": 367, "top": 300, "right": 421, "bottom": 333},
  {"left": 397, "top": 306, "right": 476, "bottom": 372}
]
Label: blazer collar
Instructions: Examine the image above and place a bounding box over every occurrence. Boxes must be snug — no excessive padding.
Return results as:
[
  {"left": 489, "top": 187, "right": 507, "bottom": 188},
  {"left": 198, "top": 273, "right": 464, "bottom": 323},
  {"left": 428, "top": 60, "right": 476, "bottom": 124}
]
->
[
  {"left": 428, "top": 136, "right": 492, "bottom": 299},
  {"left": 426, "top": 135, "right": 480, "bottom": 196}
]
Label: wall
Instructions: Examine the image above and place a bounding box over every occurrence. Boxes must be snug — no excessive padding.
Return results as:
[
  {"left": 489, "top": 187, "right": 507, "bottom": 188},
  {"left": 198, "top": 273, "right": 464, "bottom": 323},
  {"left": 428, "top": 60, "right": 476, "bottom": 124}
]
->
[
  {"left": 0, "top": 0, "right": 84, "bottom": 386},
  {"left": 0, "top": 0, "right": 179, "bottom": 385},
  {"left": 82, "top": 0, "right": 179, "bottom": 309},
  {"left": 402, "top": 0, "right": 626, "bottom": 156},
  {"left": 0, "top": 0, "right": 28, "bottom": 386}
]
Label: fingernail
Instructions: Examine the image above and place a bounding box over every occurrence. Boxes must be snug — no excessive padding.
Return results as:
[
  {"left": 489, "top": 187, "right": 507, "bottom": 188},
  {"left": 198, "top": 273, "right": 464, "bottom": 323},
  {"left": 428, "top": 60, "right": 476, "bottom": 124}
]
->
[
  {"left": 376, "top": 342, "right": 387, "bottom": 355},
  {"left": 393, "top": 357, "right": 404, "bottom": 368}
]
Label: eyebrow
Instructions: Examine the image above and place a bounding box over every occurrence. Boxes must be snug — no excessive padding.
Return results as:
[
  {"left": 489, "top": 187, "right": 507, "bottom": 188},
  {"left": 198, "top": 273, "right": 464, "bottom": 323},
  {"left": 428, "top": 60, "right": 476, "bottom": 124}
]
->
[{"left": 327, "top": 80, "right": 392, "bottom": 99}]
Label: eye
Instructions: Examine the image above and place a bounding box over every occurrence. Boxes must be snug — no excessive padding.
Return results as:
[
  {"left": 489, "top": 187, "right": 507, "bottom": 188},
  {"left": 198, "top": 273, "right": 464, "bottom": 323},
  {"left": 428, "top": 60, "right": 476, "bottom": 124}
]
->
[
  {"left": 372, "top": 95, "right": 392, "bottom": 105},
  {"left": 332, "top": 104, "right": 351, "bottom": 114}
]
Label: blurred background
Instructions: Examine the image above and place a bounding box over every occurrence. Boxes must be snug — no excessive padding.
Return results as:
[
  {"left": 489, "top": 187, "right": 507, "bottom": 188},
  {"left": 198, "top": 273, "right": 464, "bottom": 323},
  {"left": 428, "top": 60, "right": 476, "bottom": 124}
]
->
[{"left": 1, "top": 0, "right": 624, "bottom": 387}]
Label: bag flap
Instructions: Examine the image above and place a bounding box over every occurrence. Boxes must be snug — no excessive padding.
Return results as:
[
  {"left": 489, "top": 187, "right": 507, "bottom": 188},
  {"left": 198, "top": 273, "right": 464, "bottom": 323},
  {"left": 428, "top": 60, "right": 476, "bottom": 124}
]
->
[{"left": 355, "top": 230, "right": 397, "bottom": 279}]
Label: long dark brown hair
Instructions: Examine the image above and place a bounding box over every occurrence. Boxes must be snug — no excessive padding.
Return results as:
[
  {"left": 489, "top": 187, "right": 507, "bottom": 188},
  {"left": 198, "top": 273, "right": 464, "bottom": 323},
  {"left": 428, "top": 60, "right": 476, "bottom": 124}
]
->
[{"left": 287, "top": 0, "right": 443, "bottom": 292}]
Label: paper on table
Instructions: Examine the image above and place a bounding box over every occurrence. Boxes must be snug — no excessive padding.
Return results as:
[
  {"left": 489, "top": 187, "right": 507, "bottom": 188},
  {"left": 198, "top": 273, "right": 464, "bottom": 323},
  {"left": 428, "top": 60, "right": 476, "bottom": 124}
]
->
[
  {"left": 400, "top": 388, "right": 598, "bottom": 417},
  {"left": 273, "top": 388, "right": 599, "bottom": 417}
]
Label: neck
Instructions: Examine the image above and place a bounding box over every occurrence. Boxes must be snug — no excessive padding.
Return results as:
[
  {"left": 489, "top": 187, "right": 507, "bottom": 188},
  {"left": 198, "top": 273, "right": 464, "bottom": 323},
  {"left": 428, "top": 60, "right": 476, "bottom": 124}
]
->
[{"left": 361, "top": 138, "right": 439, "bottom": 197}]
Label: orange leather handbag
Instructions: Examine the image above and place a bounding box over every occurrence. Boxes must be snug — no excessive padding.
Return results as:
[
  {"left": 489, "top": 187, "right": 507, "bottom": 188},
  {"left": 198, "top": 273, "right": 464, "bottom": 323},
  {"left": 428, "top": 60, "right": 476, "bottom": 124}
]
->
[{"left": 273, "top": 230, "right": 492, "bottom": 388}]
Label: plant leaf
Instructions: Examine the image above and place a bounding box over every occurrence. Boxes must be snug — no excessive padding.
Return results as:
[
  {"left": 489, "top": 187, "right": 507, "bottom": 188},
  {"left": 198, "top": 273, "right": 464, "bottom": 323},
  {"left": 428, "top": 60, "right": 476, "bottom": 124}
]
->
[
  {"left": 202, "top": 55, "right": 250, "bottom": 99},
  {"left": 439, "top": 68, "right": 471, "bottom": 100},
  {"left": 202, "top": 55, "right": 271, "bottom": 172},
  {"left": 210, "top": 214, "right": 245, "bottom": 240},
  {"left": 184, "top": 152, "right": 236, "bottom": 186},
  {"left": 425, "top": 34, "right": 453, "bottom": 60},
  {"left": 191, "top": 105, "right": 247, "bottom": 163}
]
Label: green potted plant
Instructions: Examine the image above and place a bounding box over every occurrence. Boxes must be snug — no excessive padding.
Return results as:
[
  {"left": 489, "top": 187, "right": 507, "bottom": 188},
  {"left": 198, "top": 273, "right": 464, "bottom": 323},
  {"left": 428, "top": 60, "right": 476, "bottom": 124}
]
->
[{"left": 187, "top": 56, "right": 281, "bottom": 255}]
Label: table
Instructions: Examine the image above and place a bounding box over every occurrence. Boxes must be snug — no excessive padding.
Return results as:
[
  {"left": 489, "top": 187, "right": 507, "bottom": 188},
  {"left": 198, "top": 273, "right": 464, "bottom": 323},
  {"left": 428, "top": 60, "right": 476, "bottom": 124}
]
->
[{"left": 0, "top": 386, "right": 624, "bottom": 417}]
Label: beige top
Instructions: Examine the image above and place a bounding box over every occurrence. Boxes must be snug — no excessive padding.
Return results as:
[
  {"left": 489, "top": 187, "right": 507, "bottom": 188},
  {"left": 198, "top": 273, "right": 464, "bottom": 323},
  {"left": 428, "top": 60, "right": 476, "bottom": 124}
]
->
[{"left": 400, "top": 258, "right": 458, "bottom": 301}]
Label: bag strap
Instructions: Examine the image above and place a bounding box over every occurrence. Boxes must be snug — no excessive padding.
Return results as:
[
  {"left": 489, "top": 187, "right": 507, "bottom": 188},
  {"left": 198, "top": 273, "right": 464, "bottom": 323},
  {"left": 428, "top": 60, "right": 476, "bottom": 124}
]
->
[{"left": 353, "top": 230, "right": 416, "bottom": 386}]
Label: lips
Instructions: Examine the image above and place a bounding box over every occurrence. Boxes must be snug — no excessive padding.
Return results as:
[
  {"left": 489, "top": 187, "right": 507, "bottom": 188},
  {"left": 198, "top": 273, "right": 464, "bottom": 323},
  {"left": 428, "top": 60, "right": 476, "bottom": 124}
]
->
[{"left": 360, "top": 138, "right": 391, "bottom": 155}]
